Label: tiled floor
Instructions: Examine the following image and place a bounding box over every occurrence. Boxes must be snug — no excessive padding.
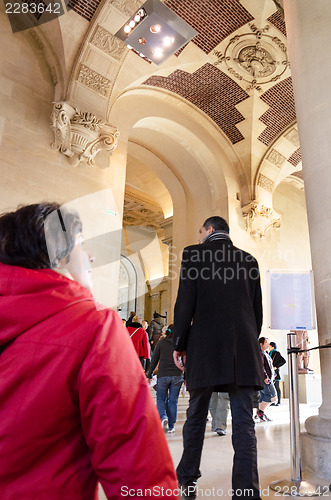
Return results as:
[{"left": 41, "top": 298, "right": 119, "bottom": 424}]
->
[{"left": 99, "top": 393, "right": 330, "bottom": 499}]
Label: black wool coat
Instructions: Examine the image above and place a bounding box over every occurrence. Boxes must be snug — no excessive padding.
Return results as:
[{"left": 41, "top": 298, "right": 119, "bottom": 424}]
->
[{"left": 173, "top": 239, "right": 264, "bottom": 391}]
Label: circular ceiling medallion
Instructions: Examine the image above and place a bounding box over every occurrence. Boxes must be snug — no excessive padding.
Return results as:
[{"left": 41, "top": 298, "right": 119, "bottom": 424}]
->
[
  {"left": 214, "top": 24, "right": 289, "bottom": 92},
  {"left": 237, "top": 44, "right": 276, "bottom": 78}
]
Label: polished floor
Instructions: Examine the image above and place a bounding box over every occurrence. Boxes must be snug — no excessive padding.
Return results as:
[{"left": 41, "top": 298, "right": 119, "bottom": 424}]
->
[{"left": 99, "top": 392, "right": 330, "bottom": 499}]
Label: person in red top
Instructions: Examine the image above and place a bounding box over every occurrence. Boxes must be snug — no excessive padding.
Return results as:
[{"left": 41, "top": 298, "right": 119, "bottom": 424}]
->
[
  {"left": 0, "top": 202, "right": 178, "bottom": 500},
  {"left": 127, "top": 315, "right": 150, "bottom": 369}
]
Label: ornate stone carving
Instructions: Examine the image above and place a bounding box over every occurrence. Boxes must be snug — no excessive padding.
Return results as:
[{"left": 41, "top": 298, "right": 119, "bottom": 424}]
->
[
  {"left": 50, "top": 102, "right": 120, "bottom": 167},
  {"left": 91, "top": 26, "right": 126, "bottom": 60},
  {"left": 214, "top": 24, "right": 289, "bottom": 92},
  {"left": 77, "top": 65, "right": 112, "bottom": 97},
  {"left": 242, "top": 202, "right": 281, "bottom": 238},
  {"left": 111, "top": 0, "right": 144, "bottom": 17},
  {"left": 285, "top": 127, "right": 300, "bottom": 147},
  {"left": 258, "top": 174, "right": 274, "bottom": 192},
  {"left": 267, "top": 148, "right": 287, "bottom": 168},
  {"left": 237, "top": 44, "right": 277, "bottom": 78}
]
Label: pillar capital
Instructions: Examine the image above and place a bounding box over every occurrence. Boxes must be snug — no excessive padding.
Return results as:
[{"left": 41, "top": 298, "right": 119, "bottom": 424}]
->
[
  {"left": 50, "top": 101, "right": 119, "bottom": 167},
  {"left": 242, "top": 201, "right": 281, "bottom": 238}
]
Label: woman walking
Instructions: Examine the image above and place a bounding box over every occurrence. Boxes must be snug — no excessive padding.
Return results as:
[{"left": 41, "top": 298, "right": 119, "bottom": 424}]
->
[{"left": 147, "top": 324, "right": 183, "bottom": 433}]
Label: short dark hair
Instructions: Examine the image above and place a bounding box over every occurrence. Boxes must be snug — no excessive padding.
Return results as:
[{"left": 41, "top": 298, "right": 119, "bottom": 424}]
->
[
  {"left": 259, "top": 337, "right": 268, "bottom": 345},
  {"left": 270, "top": 342, "right": 277, "bottom": 349},
  {"left": 0, "top": 202, "right": 82, "bottom": 269},
  {"left": 203, "top": 216, "right": 229, "bottom": 233}
]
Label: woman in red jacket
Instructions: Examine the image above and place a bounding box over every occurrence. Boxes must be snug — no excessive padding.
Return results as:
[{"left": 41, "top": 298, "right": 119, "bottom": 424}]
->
[
  {"left": 127, "top": 315, "right": 150, "bottom": 369},
  {"left": 0, "top": 202, "right": 178, "bottom": 500}
]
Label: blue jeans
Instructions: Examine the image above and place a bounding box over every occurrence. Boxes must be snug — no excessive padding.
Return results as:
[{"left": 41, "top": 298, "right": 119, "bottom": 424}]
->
[{"left": 157, "top": 375, "right": 183, "bottom": 430}]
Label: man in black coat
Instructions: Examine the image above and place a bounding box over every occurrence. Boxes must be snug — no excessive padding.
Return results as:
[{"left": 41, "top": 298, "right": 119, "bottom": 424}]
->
[{"left": 173, "top": 216, "right": 264, "bottom": 499}]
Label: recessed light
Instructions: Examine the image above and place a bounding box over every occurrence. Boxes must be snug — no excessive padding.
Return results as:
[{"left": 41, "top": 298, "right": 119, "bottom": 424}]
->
[
  {"left": 152, "top": 47, "right": 164, "bottom": 58},
  {"left": 163, "top": 36, "right": 174, "bottom": 47},
  {"left": 150, "top": 24, "right": 161, "bottom": 33}
]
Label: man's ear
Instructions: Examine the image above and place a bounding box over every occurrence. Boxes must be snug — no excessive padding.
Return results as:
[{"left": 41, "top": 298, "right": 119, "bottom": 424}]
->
[{"left": 208, "top": 226, "right": 215, "bottom": 233}]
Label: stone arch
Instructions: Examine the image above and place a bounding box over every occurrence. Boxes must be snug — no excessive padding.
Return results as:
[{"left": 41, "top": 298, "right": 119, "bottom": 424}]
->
[
  {"left": 109, "top": 87, "right": 245, "bottom": 218},
  {"left": 117, "top": 254, "right": 138, "bottom": 321},
  {"left": 108, "top": 86, "right": 245, "bottom": 307},
  {"left": 255, "top": 122, "right": 302, "bottom": 206}
]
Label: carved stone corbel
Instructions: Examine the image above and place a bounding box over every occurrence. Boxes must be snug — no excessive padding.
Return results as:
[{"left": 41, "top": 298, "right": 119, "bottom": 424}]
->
[
  {"left": 242, "top": 201, "right": 281, "bottom": 238},
  {"left": 50, "top": 102, "right": 119, "bottom": 167}
]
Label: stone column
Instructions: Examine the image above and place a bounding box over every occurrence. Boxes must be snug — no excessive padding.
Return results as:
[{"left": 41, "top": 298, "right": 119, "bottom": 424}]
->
[
  {"left": 283, "top": 0, "right": 331, "bottom": 478},
  {"left": 161, "top": 216, "right": 174, "bottom": 322}
]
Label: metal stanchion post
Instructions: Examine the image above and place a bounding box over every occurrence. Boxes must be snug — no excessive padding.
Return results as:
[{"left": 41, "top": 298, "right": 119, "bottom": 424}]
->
[{"left": 270, "top": 332, "right": 323, "bottom": 496}]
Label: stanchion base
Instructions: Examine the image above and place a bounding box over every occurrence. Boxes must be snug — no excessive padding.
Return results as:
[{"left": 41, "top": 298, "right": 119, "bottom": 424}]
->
[{"left": 270, "top": 479, "right": 327, "bottom": 497}]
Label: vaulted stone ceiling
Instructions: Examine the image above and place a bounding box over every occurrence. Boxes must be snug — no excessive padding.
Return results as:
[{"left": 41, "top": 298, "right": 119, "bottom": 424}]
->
[{"left": 54, "top": 0, "right": 303, "bottom": 214}]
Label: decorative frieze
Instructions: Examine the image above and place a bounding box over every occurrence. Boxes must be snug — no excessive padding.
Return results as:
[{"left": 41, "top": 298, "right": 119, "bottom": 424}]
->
[
  {"left": 267, "top": 148, "right": 287, "bottom": 168},
  {"left": 50, "top": 102, "right": 119, "bottom": 167},
  {"left": 242, "top": 201, "right": 281, "bottom": 238},
  {"left": 91, "top": 26, "right": 126, "bottom": 61},
  {"left": 77, "top": 64, "right": 112, "bottom": 97},
  {"left": 111, "top": 0, "right": 144, "bottom": 17},
  {"left": 258, "top": 174, "right": 274, "bottom": 192},
  {"left": 285, "top": 127, "right": 300, "bottom": 147}
]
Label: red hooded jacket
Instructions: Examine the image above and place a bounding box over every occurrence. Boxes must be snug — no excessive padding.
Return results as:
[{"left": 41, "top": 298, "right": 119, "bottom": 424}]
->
[
  {"left": 0, "top": 264, "right": 178, "bottom": 500},
  {"left": 127, "top": 324, "right": 150, "bottom": 359}
]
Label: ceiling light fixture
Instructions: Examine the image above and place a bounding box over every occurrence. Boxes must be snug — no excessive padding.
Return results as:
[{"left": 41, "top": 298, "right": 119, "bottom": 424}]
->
[
  {"left": 150, "top": 24, "right": 161, "bottom": 33},
  {"left": 115, "top": 0, "right": 198, "bottom": 65},
  {"left": 152, "top": 47, "right": 164, "bottom": 58},
  {"left": 163, "top": 36, "right": 175, "bottom": 47}
]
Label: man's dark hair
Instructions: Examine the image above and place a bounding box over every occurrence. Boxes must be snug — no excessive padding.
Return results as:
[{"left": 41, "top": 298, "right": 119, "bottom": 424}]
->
[
  {"left": 0, "top": 202, "right": 82, "bottom": 269},
  {"left": 259, "top": 337, "right": 268, "bottom": 345},
  {"left": 203, "top": 216, "right": 229, "bottom": 233},
  {"left": 270, "top": 342, "right": 277, "bottom": 349}
]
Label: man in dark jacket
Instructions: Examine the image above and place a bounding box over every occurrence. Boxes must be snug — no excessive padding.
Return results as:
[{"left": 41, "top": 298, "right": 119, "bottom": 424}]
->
[{"left": 173, "top": 216, "right": 264, "bottom": 499}]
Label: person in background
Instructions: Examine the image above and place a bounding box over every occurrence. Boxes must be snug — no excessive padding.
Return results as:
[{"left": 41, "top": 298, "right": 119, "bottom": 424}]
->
[
  {"left": 127, "top": 315, "right": 150, "bottom": 369},
  {"left": 209, "top": 392, "right": 230, "bottom": 436},
  {"left": 0, "top": 202, "right": 178, "bottom": 500},
  {"left": 147, "top": 312, "right": 164, "bottom": 350},
  {"left": 142, "top": 319, "right": 151, "bottom": 372},
  {"left": 269, "top": 341, "right": 286, "bottom": 406},
  {"left": 147, "top": 324, "right": 183, "bottom": 433},
  {"left": 142, "top": 319, "right": 149, "bottom": 331},
  {"left": 257, "top": 337, "right": 277, "bottom": 421},
  {"left": 126, "top": 311, "right": 136, "bottom": 327}
]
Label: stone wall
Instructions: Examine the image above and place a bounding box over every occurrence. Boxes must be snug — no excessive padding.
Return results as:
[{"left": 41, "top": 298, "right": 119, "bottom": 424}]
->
[{"left": 0, "top": 11, "right": 125, "bottom": 308}]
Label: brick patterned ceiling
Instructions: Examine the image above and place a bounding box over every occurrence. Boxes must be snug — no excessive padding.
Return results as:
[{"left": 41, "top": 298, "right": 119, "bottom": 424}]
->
[
  {"left": 267, "top": 10, "right": 287, "bottom": 36},
  {"left": 143, "top": 63, "right": 249, "bottom": 144},
  {"left": 288, "top": 147, "right": 301, "bottom": 167},
  {"left": 164, "top": 0, "right": 254, "bottom": 54},
  {"left": 68, "top": 0, "right": 102, "bottom": 21},
  {"left": 258, "top": 77, "right": 296, "bottom": 146}
]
